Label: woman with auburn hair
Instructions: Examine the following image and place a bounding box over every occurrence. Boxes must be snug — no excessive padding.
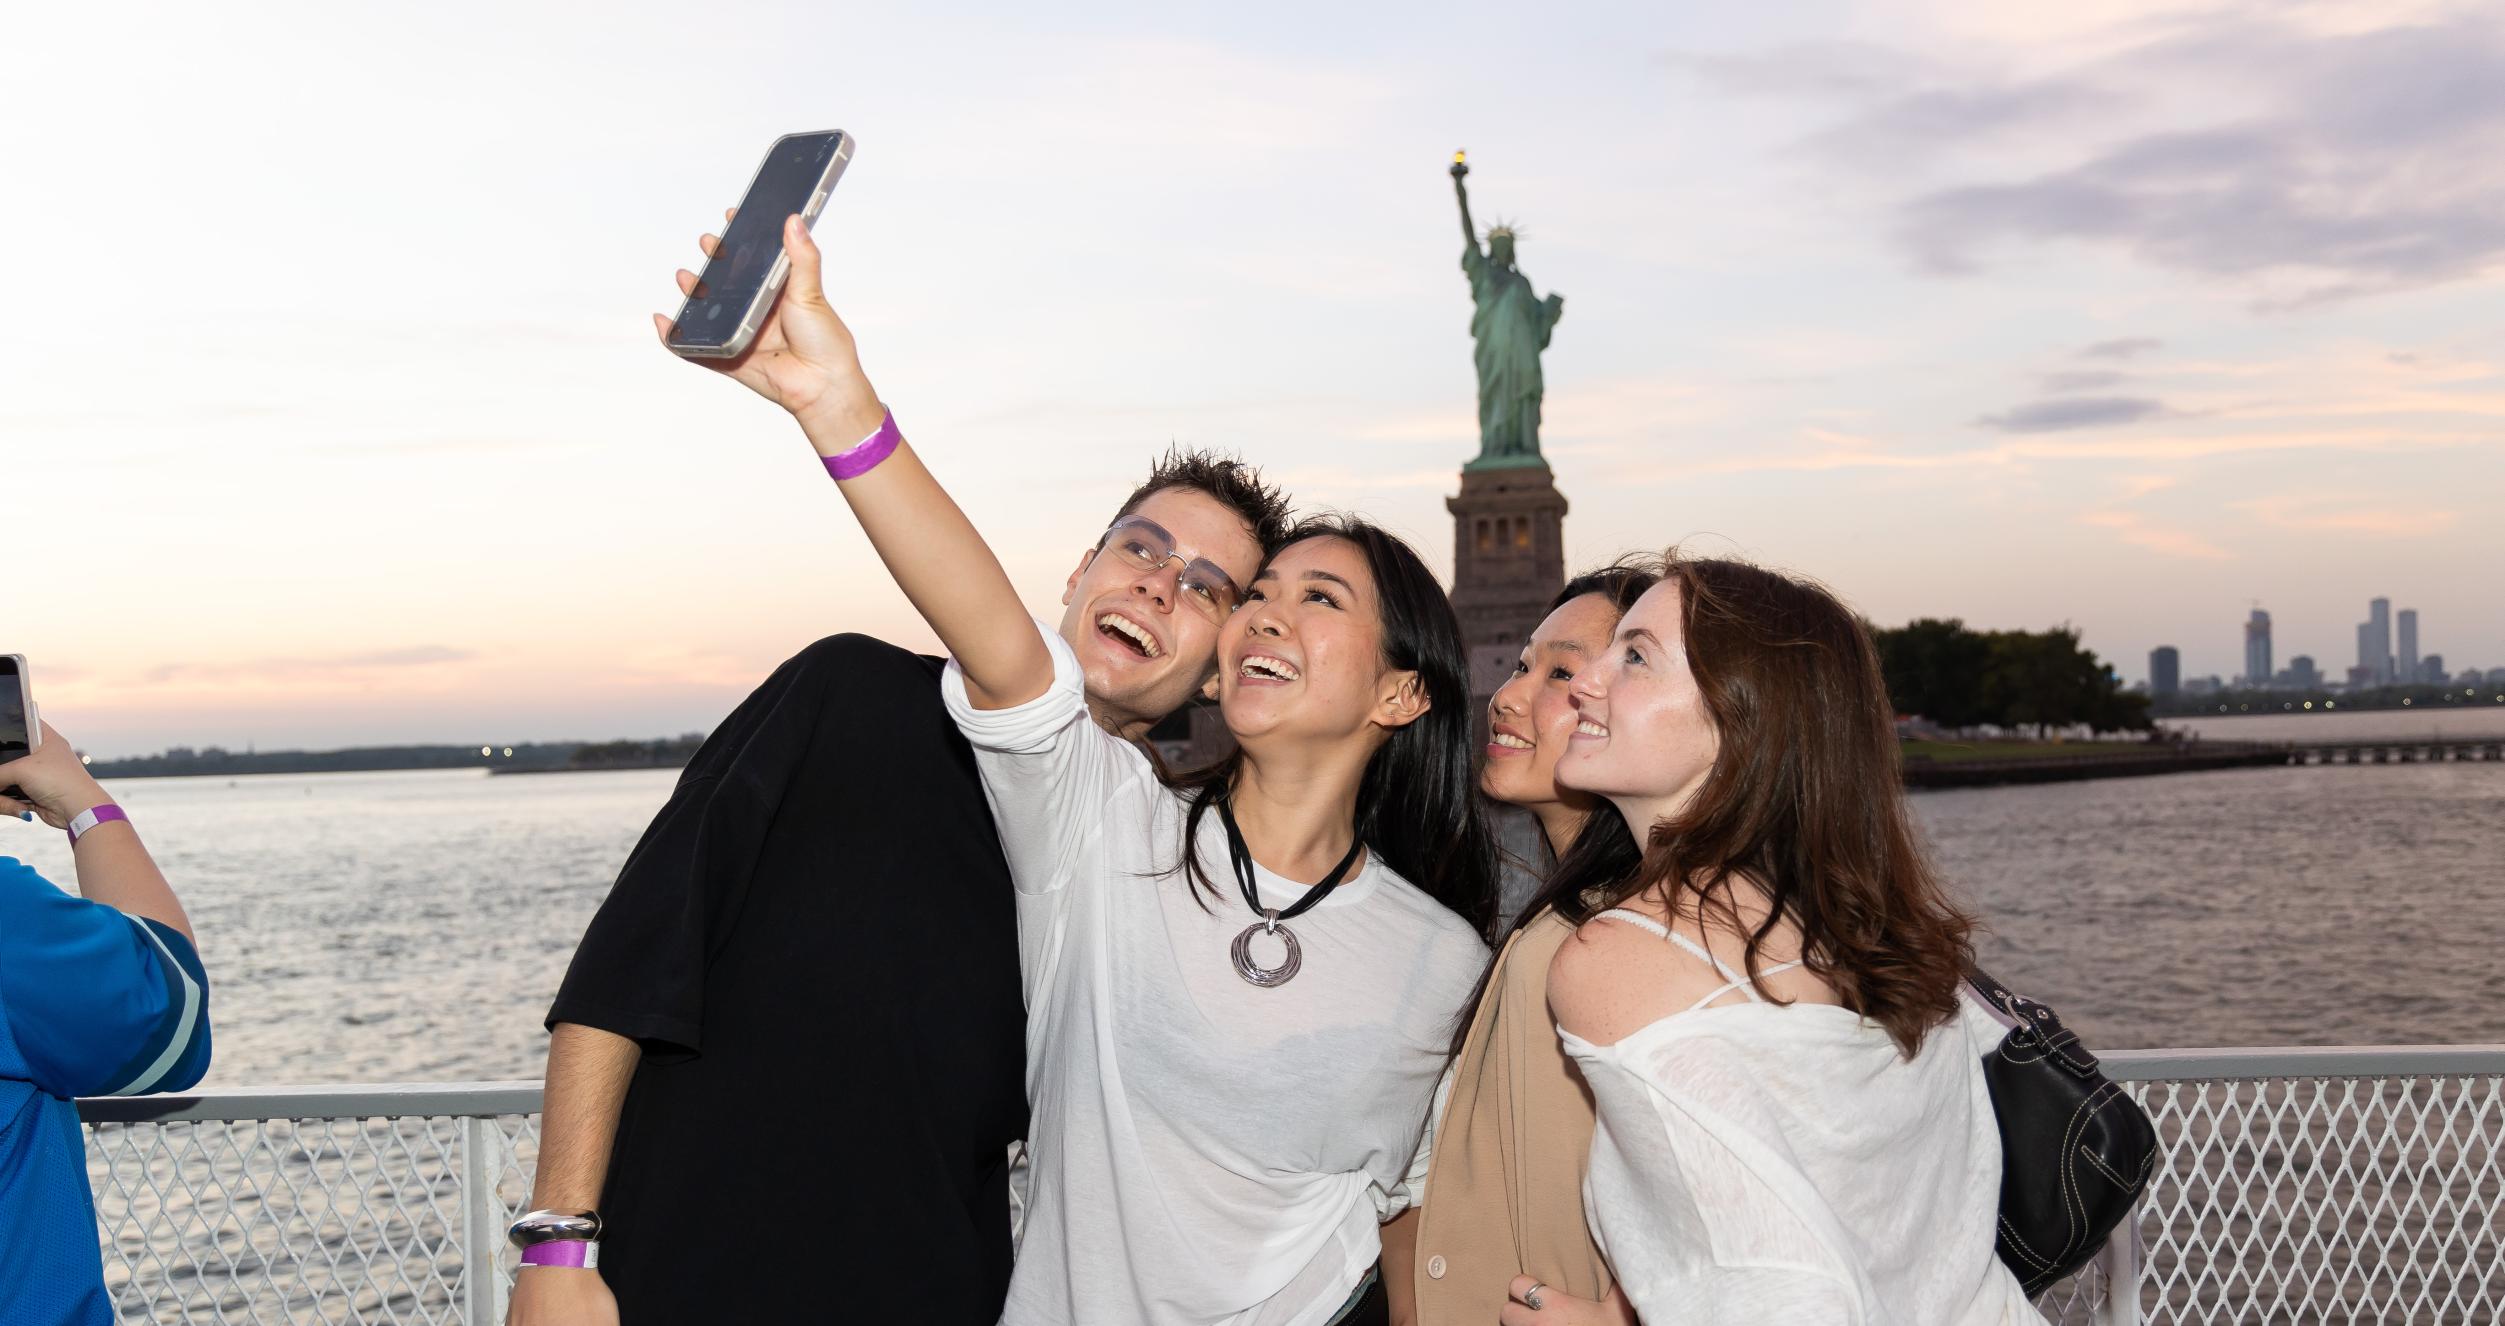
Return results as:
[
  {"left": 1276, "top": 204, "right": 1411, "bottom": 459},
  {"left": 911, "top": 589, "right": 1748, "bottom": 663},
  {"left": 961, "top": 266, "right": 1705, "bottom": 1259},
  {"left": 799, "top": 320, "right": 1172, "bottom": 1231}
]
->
[
  {"left": 1383, "top": 560, "right": 1656, "bottom": 1326},
  {"left": 1525, "top": 556, "right": 2043, "bottom": 1324}
]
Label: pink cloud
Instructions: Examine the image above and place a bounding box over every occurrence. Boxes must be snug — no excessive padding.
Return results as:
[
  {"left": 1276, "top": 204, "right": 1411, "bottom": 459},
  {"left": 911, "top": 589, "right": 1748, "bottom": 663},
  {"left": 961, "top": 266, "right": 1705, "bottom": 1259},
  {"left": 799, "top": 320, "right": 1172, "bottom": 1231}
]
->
[
  {"left": 2076, "top": 509, "right": 2231, "bottom": 559},
  {"left": 2231, "top": 495, "right": 2464, "bottom": 537}
]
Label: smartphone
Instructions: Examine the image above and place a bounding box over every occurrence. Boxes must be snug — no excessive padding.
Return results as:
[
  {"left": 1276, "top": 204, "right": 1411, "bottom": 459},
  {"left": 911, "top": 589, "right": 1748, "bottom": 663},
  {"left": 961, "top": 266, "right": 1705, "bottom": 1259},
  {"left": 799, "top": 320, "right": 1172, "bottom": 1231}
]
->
[
  {"left": 1, "top": 654, "right": 37, "bottom": 802},
  {"left": 665, "top": 130, "right": 855, "bottom": 359}
]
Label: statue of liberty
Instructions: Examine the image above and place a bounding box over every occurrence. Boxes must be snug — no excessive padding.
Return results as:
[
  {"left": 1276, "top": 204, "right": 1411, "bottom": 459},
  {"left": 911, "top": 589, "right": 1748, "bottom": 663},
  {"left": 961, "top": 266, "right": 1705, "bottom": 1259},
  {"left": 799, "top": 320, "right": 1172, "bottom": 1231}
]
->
[{"left": 1451, "top": 151, "right": 1564, "bottom": 470}]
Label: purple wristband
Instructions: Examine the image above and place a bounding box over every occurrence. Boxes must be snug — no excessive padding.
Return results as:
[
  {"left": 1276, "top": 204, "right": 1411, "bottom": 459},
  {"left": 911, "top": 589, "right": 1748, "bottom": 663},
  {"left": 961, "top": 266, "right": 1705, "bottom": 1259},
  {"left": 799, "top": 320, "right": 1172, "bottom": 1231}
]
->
[
  {"left": 823, "top": 409, "right": 901, "bottom": 481},
  {"left": 67, "top": 803, "right": 128, "bottom": 846},
  {"left": 520, "top": 1239, "right": 597, "bottom": 1269}
]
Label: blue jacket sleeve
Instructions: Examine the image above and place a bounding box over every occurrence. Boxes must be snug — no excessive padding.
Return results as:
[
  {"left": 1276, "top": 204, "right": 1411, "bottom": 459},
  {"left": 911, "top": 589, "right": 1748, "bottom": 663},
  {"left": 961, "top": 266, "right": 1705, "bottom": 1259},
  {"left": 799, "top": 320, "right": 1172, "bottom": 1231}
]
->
[{"left": 0, "top": 856, "right": 213, "bottom": 1098}]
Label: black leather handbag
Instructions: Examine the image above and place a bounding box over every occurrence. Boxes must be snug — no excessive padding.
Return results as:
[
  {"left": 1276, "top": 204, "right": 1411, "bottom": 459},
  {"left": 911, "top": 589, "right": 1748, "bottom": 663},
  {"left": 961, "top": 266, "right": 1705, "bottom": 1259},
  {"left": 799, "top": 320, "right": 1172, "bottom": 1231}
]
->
[{"left": 1964, "top": 965, "right": 2159, "bottom": 1296}]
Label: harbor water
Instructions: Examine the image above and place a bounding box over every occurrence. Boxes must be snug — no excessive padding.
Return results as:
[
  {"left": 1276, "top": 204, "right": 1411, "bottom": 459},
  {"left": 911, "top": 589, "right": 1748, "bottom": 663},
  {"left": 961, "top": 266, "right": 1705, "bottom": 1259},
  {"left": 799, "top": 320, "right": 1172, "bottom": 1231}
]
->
[{"left": 11, "top": 709, "right": 2503, "bottom": 1087}]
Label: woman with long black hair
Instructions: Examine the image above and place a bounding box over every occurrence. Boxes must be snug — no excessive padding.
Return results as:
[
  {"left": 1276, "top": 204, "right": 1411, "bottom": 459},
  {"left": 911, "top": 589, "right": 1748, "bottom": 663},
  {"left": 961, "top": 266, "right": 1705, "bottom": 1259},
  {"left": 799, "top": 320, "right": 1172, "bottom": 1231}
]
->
[
  {"left": 660, "top": 216, "right": 1495, "bottom": 1325},
  {"left": 1389, "top": 561, "right": 1658, "bottom": 1326}
]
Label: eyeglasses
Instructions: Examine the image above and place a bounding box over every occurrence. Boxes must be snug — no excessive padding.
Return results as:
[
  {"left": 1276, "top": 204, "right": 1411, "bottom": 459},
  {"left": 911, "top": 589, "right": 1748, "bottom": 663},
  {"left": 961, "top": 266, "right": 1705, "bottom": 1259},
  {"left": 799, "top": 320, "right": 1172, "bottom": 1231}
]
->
[{"left": 1094, "top": 517, "right": 1244, "bottom": 621}]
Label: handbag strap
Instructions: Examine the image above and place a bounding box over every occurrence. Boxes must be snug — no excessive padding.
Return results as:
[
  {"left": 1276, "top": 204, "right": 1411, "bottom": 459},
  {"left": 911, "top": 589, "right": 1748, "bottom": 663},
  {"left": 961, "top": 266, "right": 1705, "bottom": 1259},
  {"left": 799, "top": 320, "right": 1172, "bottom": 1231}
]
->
[{"left": 1964, "top": 963, "right": 2102, "bottom": 1078}]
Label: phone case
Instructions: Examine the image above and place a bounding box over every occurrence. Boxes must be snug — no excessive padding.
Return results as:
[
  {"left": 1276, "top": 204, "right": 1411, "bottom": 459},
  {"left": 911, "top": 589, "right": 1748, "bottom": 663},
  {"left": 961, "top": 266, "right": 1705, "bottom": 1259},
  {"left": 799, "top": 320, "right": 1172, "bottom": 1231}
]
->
[
  {"left": 669, "top": 130, "right": 855, "bottom": 360},
  {"left": 1, "top": 653, "right": 33, "bottom": 766}
]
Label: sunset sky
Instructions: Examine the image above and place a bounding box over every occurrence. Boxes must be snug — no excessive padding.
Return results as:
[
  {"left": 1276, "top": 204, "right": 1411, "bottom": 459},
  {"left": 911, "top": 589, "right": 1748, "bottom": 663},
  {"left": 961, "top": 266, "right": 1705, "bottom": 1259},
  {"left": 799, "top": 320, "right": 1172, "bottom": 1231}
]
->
[{"left": 9, "top": 0, "right": 2502, "bottom": 757}]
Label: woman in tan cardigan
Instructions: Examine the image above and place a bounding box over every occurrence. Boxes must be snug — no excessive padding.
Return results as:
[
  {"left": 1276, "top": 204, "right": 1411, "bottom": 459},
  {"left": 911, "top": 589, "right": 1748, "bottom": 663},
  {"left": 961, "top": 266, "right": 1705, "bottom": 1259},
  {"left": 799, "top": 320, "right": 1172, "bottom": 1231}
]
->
[{"left": 1384, "top": 561, "right": 1658, "bottom": 1326}]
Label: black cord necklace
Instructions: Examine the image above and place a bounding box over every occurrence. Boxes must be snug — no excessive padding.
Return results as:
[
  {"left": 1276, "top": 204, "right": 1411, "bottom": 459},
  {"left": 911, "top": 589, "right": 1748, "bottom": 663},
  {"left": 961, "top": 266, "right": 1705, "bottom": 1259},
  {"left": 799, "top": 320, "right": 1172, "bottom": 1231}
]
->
[{"left": 1218, "top": 794, "right": 1364, "bottom": 988}]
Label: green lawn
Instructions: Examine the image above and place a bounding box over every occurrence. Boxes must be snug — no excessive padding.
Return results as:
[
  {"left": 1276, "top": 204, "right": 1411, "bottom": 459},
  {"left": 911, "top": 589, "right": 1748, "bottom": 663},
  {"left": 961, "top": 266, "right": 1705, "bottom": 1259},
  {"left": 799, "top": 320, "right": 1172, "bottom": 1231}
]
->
[{"left": 1899, "top": 739, "right": 2158, "bottom": 764}]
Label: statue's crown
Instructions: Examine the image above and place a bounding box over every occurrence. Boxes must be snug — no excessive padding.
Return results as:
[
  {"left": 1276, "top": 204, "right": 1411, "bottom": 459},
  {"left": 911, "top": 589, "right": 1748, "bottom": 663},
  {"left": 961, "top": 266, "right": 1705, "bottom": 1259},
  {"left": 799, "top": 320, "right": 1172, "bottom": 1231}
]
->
[{"left": 1485, "top": 221, "right": 1519, "bottom": 242}]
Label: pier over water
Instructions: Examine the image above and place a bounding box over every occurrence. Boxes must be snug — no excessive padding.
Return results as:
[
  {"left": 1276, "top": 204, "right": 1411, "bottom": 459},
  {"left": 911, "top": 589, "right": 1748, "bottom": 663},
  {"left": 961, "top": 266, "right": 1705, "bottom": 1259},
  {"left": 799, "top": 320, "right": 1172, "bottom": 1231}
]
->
[{"left": 2280, "top": 737, "right": 2505, "bottom": 765}]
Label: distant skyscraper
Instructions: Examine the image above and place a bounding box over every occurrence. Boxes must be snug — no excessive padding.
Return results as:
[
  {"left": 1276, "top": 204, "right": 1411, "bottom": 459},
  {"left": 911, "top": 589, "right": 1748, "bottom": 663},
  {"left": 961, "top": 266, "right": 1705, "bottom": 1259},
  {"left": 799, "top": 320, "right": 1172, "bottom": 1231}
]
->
[
  {"left": 2150, "top": 646, "right": 2181, "bottom": 698},
  {"left": 2399, "top": 608, "right": 2419, "bottom": 683},
  {"left": 2423, "top": 653, "right": 2443, "bottom": 684},
  {"left": 2289, "top": 654, "right": 2319, "bottom": 690},
  {"left": 2369, "top": 598, "right": 2393, "bottom": 684},
  {"left": 2244, "top": 609, "right": 2272, "bottom": 688}
]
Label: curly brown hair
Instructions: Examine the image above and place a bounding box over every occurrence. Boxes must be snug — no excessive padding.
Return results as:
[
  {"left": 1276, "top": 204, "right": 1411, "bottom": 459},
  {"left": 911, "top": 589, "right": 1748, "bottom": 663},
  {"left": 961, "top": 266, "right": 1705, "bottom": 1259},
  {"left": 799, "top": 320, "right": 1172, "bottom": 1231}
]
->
[{"left": 1521, "top": 554, "right": 1976, "bottom": 1057}]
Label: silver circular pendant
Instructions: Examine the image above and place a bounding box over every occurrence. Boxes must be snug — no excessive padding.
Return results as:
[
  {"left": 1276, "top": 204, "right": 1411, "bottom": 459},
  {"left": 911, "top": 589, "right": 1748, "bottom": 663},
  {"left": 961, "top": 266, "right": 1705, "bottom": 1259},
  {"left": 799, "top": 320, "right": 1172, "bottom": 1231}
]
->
[{"left": 1231, "top": 912, "right": 1302, "bottom": 987}]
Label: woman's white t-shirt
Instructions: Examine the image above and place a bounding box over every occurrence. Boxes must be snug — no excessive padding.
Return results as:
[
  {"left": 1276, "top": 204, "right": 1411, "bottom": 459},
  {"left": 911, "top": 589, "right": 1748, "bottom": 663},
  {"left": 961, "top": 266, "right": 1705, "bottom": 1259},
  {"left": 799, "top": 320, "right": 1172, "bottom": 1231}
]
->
[{"left": 942, "top": 623, "right": 1490, "bottom": 1326}]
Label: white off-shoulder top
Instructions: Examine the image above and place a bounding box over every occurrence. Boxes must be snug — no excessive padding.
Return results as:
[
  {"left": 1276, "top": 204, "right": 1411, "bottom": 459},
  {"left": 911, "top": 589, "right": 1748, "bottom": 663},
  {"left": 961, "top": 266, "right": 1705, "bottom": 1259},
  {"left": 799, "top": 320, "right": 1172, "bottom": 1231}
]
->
[{"left": 1559, "top": 909, "right": 2048, "bottom": 1325}]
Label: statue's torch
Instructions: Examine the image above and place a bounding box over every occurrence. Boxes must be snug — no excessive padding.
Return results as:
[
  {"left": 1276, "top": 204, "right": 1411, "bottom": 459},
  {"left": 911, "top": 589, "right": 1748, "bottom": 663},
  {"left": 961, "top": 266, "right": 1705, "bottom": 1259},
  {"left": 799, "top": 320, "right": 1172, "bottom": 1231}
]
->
[{"left": 1450, "top": 149, "right": 1469, "bottom": 181}]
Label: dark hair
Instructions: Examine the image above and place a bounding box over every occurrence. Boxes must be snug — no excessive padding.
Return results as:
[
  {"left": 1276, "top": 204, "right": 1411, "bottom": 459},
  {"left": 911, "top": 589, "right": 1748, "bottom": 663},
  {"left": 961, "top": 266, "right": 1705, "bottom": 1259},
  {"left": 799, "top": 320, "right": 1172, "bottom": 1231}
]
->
[
  {"left": 1548, "top": 555, "right": 1662, "bottom": 619},
  {"left": 1450, "top": 555, "right": 1666, "bottom": 1053},
  {"left": 1112, "top": 446, "right": 1296, "bottom": 556},
  {"left": 1159, "top": 515, "right": 1498, "bottom": 935},
  {"left": 1519, "top": 553, "right": 1976, "bottom": 1057}
]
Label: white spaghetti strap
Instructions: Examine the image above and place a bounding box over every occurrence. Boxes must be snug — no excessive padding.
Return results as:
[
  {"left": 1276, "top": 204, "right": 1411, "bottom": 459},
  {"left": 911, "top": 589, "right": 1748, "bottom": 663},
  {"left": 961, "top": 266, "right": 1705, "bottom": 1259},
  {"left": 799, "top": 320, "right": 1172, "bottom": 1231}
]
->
[
  {"left": 1687, "top": 980, "right": 1755, "bottom": 1012},
  {"left": 1593, "top": 907, "right": 1670, "bottom": 939},
  {"left": 1590, "top": 908, "right": 1808, "bottom": 1011},
  {"left": 1665, "top": 933, "right": 1754, "bottom": 994},
  {"left": 1595, "top": 908, "right": 1757, "bottom": 1006}
]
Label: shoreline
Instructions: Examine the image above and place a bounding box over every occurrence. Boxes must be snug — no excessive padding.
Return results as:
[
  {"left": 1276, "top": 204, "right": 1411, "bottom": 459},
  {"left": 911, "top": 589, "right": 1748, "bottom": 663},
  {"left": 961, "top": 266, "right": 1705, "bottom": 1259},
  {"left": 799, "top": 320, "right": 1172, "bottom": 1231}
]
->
[
  {"left": 488, "top": 759, "right": 690, "bottom": 777},
  {"left": 1902, "top": 746, "right": 2287, "bottom": 790}
]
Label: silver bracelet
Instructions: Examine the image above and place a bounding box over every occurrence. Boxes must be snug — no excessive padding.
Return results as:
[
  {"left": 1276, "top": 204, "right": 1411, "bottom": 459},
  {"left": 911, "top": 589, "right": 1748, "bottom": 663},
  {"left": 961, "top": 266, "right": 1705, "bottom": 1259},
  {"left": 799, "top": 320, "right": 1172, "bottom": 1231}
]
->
[{"left": 507, "top": 1208, "right": 603, "bottom": 1248}]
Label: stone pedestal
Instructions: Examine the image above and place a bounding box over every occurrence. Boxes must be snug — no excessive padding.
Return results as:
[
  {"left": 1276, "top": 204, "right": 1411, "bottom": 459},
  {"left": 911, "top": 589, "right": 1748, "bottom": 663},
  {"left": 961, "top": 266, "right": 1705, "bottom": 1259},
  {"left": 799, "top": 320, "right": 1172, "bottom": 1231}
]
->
[{"left": 1447, "top": 462, "right": 1568, "bottom": 717}]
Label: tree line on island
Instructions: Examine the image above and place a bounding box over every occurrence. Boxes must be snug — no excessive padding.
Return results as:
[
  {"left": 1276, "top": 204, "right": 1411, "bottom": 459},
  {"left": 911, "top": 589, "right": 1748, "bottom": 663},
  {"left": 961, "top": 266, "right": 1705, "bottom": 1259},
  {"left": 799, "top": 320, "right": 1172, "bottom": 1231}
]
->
[
  {"left": 1870, "top": 619, "right": 2152, "bottom": 738},
  {"left": 82, "top": 735, "right": 708, "bottom": 780}
]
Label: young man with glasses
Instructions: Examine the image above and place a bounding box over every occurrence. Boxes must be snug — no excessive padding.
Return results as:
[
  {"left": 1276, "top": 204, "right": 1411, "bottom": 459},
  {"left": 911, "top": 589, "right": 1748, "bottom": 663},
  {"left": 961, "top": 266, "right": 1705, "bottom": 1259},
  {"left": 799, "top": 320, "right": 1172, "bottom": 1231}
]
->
[{"left": 510, "top": 450, "right": 1291, "bottom": 1326}]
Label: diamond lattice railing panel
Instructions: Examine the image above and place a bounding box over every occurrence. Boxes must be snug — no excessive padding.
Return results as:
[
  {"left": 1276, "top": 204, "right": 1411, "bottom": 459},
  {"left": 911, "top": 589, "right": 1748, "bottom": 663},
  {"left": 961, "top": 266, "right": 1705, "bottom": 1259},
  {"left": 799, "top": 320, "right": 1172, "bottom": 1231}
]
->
[
  {"left": 2034, "top": 1072, "right": 2504, "bottom": 1325},
  {"left": 86, "top": 1074, "right": 2501, "bottom": 1322},
  {"left": 2128, "top": 1074, "right": 2505, "bottom": 1324},
  {"left": 2036, "top": 1253, "right": 2111, "bottom": 1323},
  {"left": 88, "top": 1113, "right": 540, "bottom": 1325}
]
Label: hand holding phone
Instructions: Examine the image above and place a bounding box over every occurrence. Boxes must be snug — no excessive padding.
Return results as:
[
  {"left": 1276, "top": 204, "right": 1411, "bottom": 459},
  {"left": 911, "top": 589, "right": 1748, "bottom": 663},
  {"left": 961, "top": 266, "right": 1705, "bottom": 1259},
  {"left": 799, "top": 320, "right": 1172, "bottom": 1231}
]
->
[
  {"left": 0, "top": 658, "right": 102, "bottom": 828},
  {"left": 654, "top": 136, "right": 886, "bottom": 444},
  {"left": 664, "top": 130, "right": 853, "bottom": 361},
  {"left": 660, "top": 213, "right": 883, "bottom": 441},
  {"left": 0, "top": 719, "right": 105, "bottom": 829}
]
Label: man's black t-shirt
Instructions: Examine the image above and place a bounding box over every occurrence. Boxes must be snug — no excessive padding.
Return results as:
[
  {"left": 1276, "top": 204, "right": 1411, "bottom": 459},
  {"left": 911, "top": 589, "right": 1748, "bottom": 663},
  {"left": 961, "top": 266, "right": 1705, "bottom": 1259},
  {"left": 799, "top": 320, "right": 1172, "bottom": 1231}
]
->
[{"left": 548, "top": 634, "right": 1027, "bottom": 1324}]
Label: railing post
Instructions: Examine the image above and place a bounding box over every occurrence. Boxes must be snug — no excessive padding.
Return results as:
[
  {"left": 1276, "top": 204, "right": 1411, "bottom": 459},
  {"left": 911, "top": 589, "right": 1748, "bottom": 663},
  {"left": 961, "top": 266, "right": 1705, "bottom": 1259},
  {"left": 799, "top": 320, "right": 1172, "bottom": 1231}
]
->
[{"left": 462, "top": 1114, "right": 500, "bottom": 1326}]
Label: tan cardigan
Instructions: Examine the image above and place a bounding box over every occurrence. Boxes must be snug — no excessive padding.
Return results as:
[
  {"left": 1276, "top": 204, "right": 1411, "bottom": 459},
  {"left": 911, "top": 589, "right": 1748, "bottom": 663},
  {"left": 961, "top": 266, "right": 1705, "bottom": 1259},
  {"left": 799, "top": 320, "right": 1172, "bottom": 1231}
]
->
[{"left": 1411, "top": 908, "right": 1613, "bottom": 1323}]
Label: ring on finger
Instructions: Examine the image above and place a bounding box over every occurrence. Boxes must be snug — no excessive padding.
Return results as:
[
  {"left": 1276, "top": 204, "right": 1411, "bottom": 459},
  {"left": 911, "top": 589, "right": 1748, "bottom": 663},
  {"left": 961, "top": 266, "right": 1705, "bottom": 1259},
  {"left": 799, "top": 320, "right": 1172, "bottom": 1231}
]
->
[{"left": 1524, "top": 1282, "right": 1547, "bottom": 1311}]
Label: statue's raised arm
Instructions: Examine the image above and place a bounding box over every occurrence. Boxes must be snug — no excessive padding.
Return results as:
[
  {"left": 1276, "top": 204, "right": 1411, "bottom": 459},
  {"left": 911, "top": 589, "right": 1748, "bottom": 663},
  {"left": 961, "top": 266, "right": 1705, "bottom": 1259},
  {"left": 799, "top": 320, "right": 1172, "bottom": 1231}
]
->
[{"left": 1451, "top": 151, "right": 1480, "bottom": 254}]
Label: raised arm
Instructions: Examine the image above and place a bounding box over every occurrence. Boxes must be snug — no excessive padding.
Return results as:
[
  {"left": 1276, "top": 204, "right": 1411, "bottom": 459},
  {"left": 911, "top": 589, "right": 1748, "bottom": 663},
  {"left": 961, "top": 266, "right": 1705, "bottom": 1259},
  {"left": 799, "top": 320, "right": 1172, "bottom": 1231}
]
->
[
  {"left": 1454, "top": 173, "right": 1481, "bottom": 254},
  {"left": 656, "top": 213, "right": 1049, "bottom": 711}
]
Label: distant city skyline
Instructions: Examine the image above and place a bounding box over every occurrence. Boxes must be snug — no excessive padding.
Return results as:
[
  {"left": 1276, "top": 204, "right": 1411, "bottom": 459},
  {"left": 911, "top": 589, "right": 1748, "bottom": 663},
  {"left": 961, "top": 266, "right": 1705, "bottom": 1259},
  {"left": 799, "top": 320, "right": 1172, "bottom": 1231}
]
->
[
  {"left": 13, "top": 1, "right": 2505, "bottom": 756},
  {"left": 2151, "top": 592, "right": 2487, "bottom": 693}
]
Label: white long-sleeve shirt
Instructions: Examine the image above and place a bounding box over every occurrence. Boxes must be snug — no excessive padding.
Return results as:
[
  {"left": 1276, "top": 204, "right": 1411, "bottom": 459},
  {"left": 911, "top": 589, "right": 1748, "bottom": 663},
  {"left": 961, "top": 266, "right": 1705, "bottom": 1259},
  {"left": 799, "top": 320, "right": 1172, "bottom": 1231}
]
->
[{"left": 943, "top": 622, "right": 1488, "bottom": 1325}]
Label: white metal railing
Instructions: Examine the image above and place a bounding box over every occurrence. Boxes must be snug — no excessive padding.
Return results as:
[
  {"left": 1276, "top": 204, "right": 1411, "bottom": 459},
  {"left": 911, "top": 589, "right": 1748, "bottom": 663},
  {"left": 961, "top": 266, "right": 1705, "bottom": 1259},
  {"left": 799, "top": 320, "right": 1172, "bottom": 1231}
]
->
[
  {"left": 82, "top": 1048, "right": 2505, "bottom": 1324},
  {"left": 81, "top": 1083, "right": 541, "bottom": 1326},
  {"left": 2052, "top": 1046, "right": 2505, "bottom": 1326}
]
